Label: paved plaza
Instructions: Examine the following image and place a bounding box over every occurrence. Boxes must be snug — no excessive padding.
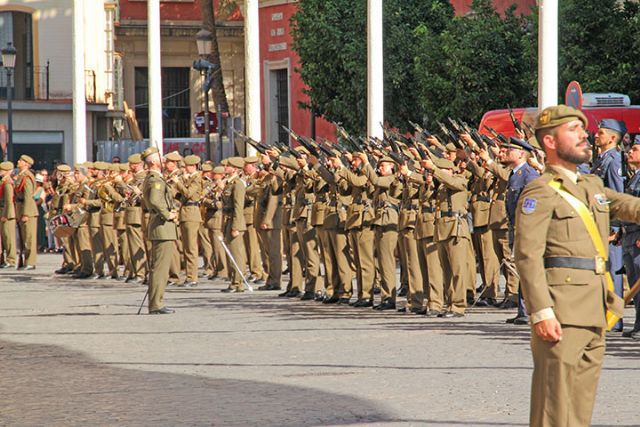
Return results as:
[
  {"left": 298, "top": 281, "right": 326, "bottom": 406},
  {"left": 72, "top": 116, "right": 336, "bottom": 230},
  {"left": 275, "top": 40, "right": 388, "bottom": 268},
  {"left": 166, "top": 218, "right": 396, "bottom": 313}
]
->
[{"left": 0, "top": 254, "right": 638, "bottom": 426}]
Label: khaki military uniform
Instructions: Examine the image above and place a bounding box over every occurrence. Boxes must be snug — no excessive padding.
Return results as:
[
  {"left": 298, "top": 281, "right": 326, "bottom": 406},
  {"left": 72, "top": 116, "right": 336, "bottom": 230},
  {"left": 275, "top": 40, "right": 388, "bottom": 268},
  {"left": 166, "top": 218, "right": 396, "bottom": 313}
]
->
[
  {"left": 0, "top": 175, "right": 16, "bottom": 266},
  {"left": 174, "top": 172, "right": 203, "bottom": 283},
  {"left": 203, "top": 180, "right": 228, "bottom": 279},
  {"left": 85, "top": 178, "right": 105, "bottom": 276},
  {"left": 99, "top": 182, "right": 124, "bottom": 278},
  {"left": 255, "top": 171, "right": 284, "bottom": 289},
  {"left": 398, "top": 175, "right": 424, "bottom": 310},
  {"left": 144, "top": 170, "right": 178, "bottom": 312},
  {"left": 243, "top": 174, "right": 267, "bottom": 281},
  {"left": 222, "top": 175, "right": 247, "bottom": 290},
  {"left": 70, "top": 180, "right": 93, "bottom": 275},
  {"left": 166, "top": 169, "right": 183, "bottom": 282},
  {"left": 123, "top": 170, "right": 148, "bottom": 280},
  {"left": 514, "top": 167, "right": 638, "bottom": 427},
  {"left": 14, "top": 169, "right": 38, "bottom": 266}
]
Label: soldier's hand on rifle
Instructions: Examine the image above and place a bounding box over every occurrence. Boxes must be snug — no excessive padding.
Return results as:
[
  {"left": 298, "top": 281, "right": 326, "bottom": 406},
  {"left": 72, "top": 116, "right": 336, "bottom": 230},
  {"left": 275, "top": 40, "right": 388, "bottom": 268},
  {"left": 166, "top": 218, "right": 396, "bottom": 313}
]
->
[
  {"left": 231, "top": 229, "right": 239, "bottom": 238},
  {"left": 407, "top": 147, "right": 420, "bottom": 158},
  {"left": 168, "top": 211, "right": 178, "bottom": 222},
  {"left": 460, "top": 133, "right": 473, "bottom": 147},
  {"left": 260, "top": 153, "right": 272, "bottom": 165},
  {"left": 422, "top": 158, "right": 435, "bottom": 171},
  {"left": 356, "top": 152, "right": 368, "bottom": 164},
  {"left": 426, "top": 136, "right": 439, "bottom": 147},
  {"left": 478, "top": 149, "right": 490, "bottom": 162},
  {"left": 266, "top": 148, "right": 279, "bottom": 159},
  {"left": 490, "top": 144, "right": 500, "bottom": 157},
  {"left": 399, "top": 164, "right": 410, "bottom": 176},
  {"left": 515, "top": 128, "right": 526, "bottom": 140},
  {"left": 308, "top": 154, "right": 318, "bottom": 166},
  {"left": 344, "top": 152, "right": 353, "bottom": 163}
]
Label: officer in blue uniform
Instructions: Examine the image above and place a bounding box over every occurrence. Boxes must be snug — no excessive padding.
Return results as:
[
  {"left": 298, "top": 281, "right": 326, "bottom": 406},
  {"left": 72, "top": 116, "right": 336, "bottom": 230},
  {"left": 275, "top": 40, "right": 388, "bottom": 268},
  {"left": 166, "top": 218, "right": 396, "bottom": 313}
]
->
[
  {"left": 591, "top": 118, "right": 627, "bottom": 331},
  {"left": 621, "top": 137, "right": 640, "bottom": 339},
  {"left": 504, "top": 137, "right": 540, "bottom": 324}
]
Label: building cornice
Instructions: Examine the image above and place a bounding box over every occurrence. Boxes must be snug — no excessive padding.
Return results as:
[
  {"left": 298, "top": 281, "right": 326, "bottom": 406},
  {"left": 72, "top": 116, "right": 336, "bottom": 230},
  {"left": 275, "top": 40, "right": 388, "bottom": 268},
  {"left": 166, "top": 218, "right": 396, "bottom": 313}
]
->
[{"left": 116, "top": 20, "right": 243, "bottom": 38}]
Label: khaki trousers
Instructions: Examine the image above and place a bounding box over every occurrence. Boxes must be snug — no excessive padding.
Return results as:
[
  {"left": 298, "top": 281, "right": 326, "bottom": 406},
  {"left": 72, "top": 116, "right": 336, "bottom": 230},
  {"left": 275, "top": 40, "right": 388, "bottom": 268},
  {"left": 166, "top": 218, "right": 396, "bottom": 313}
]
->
[
  {"left": 226, "top": 230, "right": 246, "bottom": 288},
  {"left": 317, "top": 228, "right": 333, "bottom": 295},
  {"left": 418, "top": 236, "right": 444, "bottom": 311},
  {"left": 117, "top": 228, "right": 130, "bottom": 278},
  {"left": 491, "top": 228, "right": 519, "bottom": 301},
  {"left": 296, "top": 218, "right": 322, "bottom": 293},
  {"left": 198, "top": 224, "right": 213, "bottom": 276},
  {"left": 1, "top": 218, "right": 16, "bottom": 265},
  {"left": 19, "top": 216, "right": 37, "bottom": 266},
  {"left": 349, "top": 226, "right": 375, "bottom": 301},
  {"left": 399, "top": 228, "right": 424, "bottom": 310},
  {"left": 374, "top": 225, "right": 398, "bottom": 302},
  {"left": 473, "top": 226, "right": 499, "bottom": 298},
  {"left": 181, "top": 221, "right": 200, "bottom": 282},
  {"left": 244, "top": 223, "right": 265, "bottom": 279},
  {"left": 127, "top": 224, "right": 147, "bottom": 279},
  {"left": 258, "top": 227, "right": 282, "bottom": 288},
  {"left": 102, "top": 224, "right": 118, "bottom": 277},
  {"left": 89, "top": 226, "right": 104, "bottom": 275},
  {"left": 326, "top": 228, "right": 353, "bottom": 298},
  {"left": 530, "top": 325, "right": 605, "bottom": 427},
  {"left": 289, "top": 222, "right": 305, "bottom": 291},
  {"left": 437, "top": 236, "right": 472, "bottom": 314},
  {"left": 75, "top": 225, "right": 93, "bottom": 274},
  {"left": 210, "top": 228, "right": 228, "bottom": 278},
  {"left": 149, "top": 240, "right": 173, "bottom": 312}
]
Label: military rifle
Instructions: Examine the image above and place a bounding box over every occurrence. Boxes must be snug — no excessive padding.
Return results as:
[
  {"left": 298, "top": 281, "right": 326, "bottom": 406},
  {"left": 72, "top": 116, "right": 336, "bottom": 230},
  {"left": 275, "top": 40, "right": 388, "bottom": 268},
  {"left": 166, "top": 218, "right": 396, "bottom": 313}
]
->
[
  {"left": 507, "top": 104, "right": 524, "bottom": 135},
  {"left": 483, "top": 125, "right": 509, "bottom": 145}
]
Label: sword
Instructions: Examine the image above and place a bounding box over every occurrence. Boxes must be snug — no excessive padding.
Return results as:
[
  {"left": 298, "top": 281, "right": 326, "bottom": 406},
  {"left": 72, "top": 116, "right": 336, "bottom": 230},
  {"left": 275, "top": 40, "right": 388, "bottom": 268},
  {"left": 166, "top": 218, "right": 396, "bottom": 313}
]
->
[{"left": 217, "top": 235, "right": 254, "bottom": 292}]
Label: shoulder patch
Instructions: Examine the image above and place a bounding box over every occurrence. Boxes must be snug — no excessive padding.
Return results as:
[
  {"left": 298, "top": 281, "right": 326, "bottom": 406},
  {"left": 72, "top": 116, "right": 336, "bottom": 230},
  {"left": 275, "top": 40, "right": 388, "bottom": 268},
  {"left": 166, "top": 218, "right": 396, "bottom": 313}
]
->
[
  {"left": 522, "top": 197, "right": 537, "bottom": 214},
  {"left": 153, "top": 183, "right": 161, "bottom": 190}
]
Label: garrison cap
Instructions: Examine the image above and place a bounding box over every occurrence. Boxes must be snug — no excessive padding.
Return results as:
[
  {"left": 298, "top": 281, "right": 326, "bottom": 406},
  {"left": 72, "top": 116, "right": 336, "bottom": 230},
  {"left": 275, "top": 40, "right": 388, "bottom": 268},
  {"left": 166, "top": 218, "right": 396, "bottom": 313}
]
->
[
  {"left": 212, "top": 166, "right": 226, "bottom": 174},
  {"left": 84, "top": 161, "right": 95, "bottom": 169},
  {"left": 433, "top": 157, "right": 456, "bottom": 169},
  {"left": 535, "top": 104, "right": 588, "bottom": 130},
  {"left": 56, "top": 164, "right": 71, "bottom": 173},
  {"left": 93, "top": 161, "right": 108, "bottom": 171},
  {"left": 220, "top": 158, "right": 229, "bottom": 167},
  {"left": 201, "top": 163, "right": 213, "bottom": 172},
  {"left": 243, "top": 156, "right": 260, "bottom": 164},
  {"left": 227, "top": 157, "right": 245, "bottom": 169},
  {"left": 504, "top": 137, "right": 535, "bottom": 152},
  {"left": 378, "top": 155, "right": 397, "bottom": 165},
  {"left": 294, "top": 146, "right": 310, "bottom": 155},
  {"left": 599, "top": 118, "right": 627, "bottom": 135},
  {"left": 164, "top": 151, "right": 182, "bottom": 162},
  {"left": 119, "top": 163, "right": 129, "bottom": 172},
  {"left": 445, "top": 143, "right": 457, "bottom": 153},
  {"left": 141, "top": 146, "right": 159, "bottom": 160},
  {"left": 19, "top": 154, "right": 34, "bottom": 165},
  {"left": 128, "top": 153, "right": 142, "bottom": 164},
  {"left": 184, "top": 155, "right": 201, "bottom": 166},
  {"left": 0, "top": 161, "right": 13, "bottom": 171}
]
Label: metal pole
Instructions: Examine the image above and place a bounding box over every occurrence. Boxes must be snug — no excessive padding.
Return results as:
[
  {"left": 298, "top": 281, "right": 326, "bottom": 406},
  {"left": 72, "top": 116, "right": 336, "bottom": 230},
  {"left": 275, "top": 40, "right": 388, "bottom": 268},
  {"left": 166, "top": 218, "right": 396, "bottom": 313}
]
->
[
  {"left": 7, "top": 69, "right": 12, "bottom": 162},
  {"left": 244, "top": 0, "right": 260, "bottom": 155},
  {"left": 203, "top": 71, "right": 211, "bottom": 160},
  {"left": 367, "top": 0, "right": 384, "bottom": 140},
  {"left": 148, "top": 0, "right": 164, "bottom": 154},
  {"left": 538, "top": 0, "right": 558, "bottom": 110},
  {"left": 72, "top": 0, "right": 87, "bottom": 163}
]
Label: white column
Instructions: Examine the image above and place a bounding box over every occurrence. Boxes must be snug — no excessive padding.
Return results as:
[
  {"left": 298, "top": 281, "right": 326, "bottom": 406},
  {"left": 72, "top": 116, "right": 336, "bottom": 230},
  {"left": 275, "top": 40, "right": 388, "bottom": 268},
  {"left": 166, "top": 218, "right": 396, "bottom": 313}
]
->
[
  {"left": 537, "top": 0, "right": 558, "bottom": 110},
  {"left": 148, "top": 0, "right": 163, "bottom": 154},
  {"left": 367, "top": 0, "right": 383, "bottom": 139},
  {"left": 72, "top": 0, "right": 87, "bottom": 163},
  {"left": 245, "top": 0, "right": 260, "bottom": 154}
]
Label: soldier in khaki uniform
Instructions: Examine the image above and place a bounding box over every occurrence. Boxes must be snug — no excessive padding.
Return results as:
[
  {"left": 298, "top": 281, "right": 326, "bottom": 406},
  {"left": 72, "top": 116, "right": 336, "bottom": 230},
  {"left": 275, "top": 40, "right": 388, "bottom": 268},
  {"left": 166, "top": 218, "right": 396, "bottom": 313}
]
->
[
  {"left": 198, "top": 164, "right": 215, "bottom": 278},
  {"left": 113, "top": 163, "right": 132, "bottom": 279},
  {"left": 0, "top": 161, "right": 16, "bottom": 268},
  {"left": 358, "top": 153, "right": 402, "bottom": 310},
  {"left": 14, "top": 155, "right": 38, "bottom": 269},
  {"left": 67, "top": 165, "right": 94, "bottom": 279},
  {"left": 143, "top": 148, "right": 177, "bottom": 314},
  {"left": 51, "top": 165, "right": 76, "bottom": 274},
  {"left": 122, "top": 154, "right": 147, "bottom": 284},
  {"left": 242, "top": 157, "right": 268, "bottom": 284},
  {"left": 203, "top": 165, "right": 228, "bottom": 279},
  {"left": 97, "top": 163, "right": 124, "bottom": 279},
  {"left": 515, "top": 105, "right": 640, "bottom": 427},
  {"left": 422, "top": 156, "right": 473, "bottom": 317},
  {"left": 221, "top": 157, "right": 247, "bottom": 292},
  {"left": 174, "top": 155, "right": 203, "bottom": 287},
  {"left": 164, "top": 151, "right": 183, "bottom": 284},
  {"left": 83, "top": 163, "right": 106, "bottom": 278}
]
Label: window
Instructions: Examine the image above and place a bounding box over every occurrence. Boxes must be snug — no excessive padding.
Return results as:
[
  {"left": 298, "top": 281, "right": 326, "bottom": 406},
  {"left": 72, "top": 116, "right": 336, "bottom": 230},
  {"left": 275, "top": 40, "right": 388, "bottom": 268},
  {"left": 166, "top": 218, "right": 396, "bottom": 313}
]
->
[
  {"left": 134, "top": 67, "right": 191, "bottom": 139},
  {"left": 0, "top": 11, "right": 34, "bottom": 100},
  {"left": 275, "top": 69, "right": 289, "bottom": 144}
]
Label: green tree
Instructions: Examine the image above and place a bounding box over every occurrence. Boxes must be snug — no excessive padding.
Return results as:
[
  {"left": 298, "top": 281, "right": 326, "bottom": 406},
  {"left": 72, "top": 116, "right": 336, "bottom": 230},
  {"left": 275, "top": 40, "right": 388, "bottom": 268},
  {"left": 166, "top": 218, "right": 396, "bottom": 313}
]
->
[{"left": 414, "top": 0, "right": 536, "bottom": 127}]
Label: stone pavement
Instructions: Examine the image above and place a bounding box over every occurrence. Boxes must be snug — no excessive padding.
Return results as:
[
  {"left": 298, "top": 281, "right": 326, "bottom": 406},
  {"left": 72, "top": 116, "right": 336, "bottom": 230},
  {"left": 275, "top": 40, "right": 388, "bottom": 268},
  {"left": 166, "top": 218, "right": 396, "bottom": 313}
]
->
[{"left": 0, "top": 254, "right": 639, "bottom": 427}]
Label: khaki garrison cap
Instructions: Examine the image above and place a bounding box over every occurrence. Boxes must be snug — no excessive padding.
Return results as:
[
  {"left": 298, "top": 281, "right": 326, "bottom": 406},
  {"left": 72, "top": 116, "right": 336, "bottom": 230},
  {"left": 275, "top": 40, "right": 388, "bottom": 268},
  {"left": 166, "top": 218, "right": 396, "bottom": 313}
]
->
[
  {"left": 220, "top": 158, "right": 229, "bottom": 167},
  {"left": 201, "top": 163, "right": 213, "bottom": 172},
  {"left": 445, "top": 143, "right": 457, "bottom": 153},
  {"left": 84, "top": 161, "right": 95, "bottom": 169},
  {"left": 128, "top": 153, "right": 142, "bottom": 164},
  {"left": 56, "top": 164, "right": 71, "bottom": 173},
  {"left": 294, "top": 146, "right": 310, "bottom": 155},
  {"left": 164, "top": 151, "right": 182, "bottom": 162},
  {"left": 93, "top": 161, "right": 109, "bottom": 171},
  {"left": 141, "top": 146, "right": 159, "bottom": 160},
  {"left": 535, "top": 104, "right": 588, "bottom": 130},
  {"left": 184, "top": 155, "right": 201, "bottom": 166},
  {"left": 378, "top": 156, "right": 397, "bottom": 165},
  {"left": 227, "top": 157, "right": 245, "bottom": 169},
  {"left": 212, "top": 166, "right": 225, "bottom": 174},
  {"left": 0, "top": 161, "right": 13, "bottom": 171},
  {"left": 19, "top": 154, "right": 34, "bottom": 165},
  {"left": 244, "top": 156, "right": 260, "bottom": 164},
  {"left": 119, "top": 163, "right": 129, "bottom": 172}
]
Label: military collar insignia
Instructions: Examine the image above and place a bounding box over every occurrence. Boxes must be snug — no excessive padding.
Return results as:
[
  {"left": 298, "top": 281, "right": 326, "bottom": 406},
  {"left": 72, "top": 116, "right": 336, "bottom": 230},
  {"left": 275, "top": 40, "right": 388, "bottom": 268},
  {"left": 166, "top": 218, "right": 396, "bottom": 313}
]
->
[{"left": 522, "top": 197, "right": 537, "bottom": 214}]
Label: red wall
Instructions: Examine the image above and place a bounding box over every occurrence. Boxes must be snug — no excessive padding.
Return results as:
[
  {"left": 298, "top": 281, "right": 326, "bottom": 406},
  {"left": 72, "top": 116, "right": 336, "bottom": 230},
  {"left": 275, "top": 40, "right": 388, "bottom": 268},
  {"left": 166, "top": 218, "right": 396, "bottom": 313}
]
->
[
  {"left": 259, "top": 3, "right": 336, "bottom": 143},
  {"left": 119, "top": 0, "right": 242, "bottom": 22}
]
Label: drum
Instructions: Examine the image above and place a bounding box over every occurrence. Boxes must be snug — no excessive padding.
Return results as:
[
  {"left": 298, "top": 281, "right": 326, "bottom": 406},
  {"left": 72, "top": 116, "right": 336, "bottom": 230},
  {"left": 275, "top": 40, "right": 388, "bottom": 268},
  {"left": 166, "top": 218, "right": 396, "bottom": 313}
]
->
[{"left": 50, "top": 214, "right": 74, "bottom": 239}]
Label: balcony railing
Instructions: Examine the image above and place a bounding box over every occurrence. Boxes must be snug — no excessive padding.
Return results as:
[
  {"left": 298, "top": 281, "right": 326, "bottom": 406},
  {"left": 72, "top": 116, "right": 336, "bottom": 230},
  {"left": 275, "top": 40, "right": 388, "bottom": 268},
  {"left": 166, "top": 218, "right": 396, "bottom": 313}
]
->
[
  {"left": 85, "top": 69, "right": 96, "bottom": 103},
  {"left": 0, "top": 62, "right": 50, "bottom": 101}
]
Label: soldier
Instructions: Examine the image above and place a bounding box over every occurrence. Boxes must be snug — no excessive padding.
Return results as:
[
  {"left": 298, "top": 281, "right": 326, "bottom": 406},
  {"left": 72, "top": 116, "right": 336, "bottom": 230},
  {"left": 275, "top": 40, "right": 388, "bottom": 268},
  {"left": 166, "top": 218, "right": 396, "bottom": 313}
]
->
[
  {"left": 97, "top": 163, "right": 124, "bottom": 279},
  {"left": 174, "top": 155, "right": 203, "bottom": 287},
  {"left": 621, "top": 137, "right": 640, "bottom": 340},
  {"left": 123, "top": 153, "right": 147, "bottom": 284},
  {"left": 164, "top": 151, "right": 184, "bottom": 284},
  {"left": 358, "top": 153, "right": 402, "bottom": 310},
  {"left": 51, "top": 164, "right": 76, "bottom": 274},
  {"left": 242, "top": 156, "right": 268, "bottom": 285},
  {"left": 0, "top": 161, "right": 16, "bottom": 268},
  {"left": 203, "top": 165, "right": 228, "bottom": 280},
  {"left": 515, "top": 105, "right": 640, "bottom": 427},
  {"left": 143, "top": 147, "right": 177, "bottom": 314},
  {"left": 592, "top": 118, "right": 627, "bottom": 332},
  {"left": 221, "top": 157, "right": 248, "bottom": 293},
  {"left": 68, "top": 164, "right": 94, "bottom": 279},
  {"left": 198, "top": 163, "right": 215, "bottom": 278},
  {"left": 14, "top": 154, "right": 38, "bottom": 269},
  {"left": 83, "top": 162, "right": 106, "bottom": 278}
]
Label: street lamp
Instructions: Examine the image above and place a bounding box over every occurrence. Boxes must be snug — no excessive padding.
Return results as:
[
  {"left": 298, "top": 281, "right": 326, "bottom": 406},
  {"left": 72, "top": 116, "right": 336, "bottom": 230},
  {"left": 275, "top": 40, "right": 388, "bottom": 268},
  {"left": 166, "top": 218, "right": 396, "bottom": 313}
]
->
[
  {"left": 2, "top": 42, "right": 16, "bottom": 162},
  {"left": 195, "top": 29, "right": 214, "bottom": 161}
]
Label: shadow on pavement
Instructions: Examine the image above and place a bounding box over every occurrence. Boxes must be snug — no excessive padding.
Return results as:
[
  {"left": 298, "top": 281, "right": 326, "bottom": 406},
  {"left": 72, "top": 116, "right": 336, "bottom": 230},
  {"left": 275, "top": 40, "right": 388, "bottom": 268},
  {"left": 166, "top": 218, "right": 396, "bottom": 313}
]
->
[{"left": 0, "top": 339, "right": 394, "bottom": 427}]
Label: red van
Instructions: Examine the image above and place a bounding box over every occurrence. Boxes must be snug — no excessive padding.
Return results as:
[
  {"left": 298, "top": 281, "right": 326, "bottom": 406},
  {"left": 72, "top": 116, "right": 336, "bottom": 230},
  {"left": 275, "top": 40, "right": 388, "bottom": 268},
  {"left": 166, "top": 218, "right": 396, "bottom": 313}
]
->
[{"left": 479, "top": 83, "right": 640, "bottom": 139}]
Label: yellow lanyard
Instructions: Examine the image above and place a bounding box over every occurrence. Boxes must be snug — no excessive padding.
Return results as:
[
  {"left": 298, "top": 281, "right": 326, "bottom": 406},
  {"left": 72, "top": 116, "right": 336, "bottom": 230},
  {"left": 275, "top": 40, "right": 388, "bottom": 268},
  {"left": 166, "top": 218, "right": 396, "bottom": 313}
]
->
[{"left": 548, "top": 179, "right": 619, "bottom": 330}]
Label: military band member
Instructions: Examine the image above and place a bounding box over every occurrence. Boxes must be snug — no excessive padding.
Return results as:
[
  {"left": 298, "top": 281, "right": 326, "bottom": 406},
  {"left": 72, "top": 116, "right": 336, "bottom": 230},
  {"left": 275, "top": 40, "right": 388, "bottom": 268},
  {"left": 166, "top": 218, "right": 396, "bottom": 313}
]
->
[
  {"left": 97, "top": 163, "right": 124, "bottom": 279},
  {"left": 164, "top": 151, "right": 184, "bottom": 284},
  {"left": 14, "top": 155, "right": 38, "bottom": 269},
  {"left": 123, "top": 153, "right": 147, "bottom": 284},
  {"left": 242, "top": 157, "right": 268, "bottom": 284},
  {"left": 203, "top": 165, "right": 229, "bottom": 280},
  {"left": 221, "top": 157, "right": 248, "bottom": 292},
  {"left": 68, "top": 165, "right": 94, "bottom": 279},
  {"left": 0, "top": 161, "right": 16, "bottom": 268}
]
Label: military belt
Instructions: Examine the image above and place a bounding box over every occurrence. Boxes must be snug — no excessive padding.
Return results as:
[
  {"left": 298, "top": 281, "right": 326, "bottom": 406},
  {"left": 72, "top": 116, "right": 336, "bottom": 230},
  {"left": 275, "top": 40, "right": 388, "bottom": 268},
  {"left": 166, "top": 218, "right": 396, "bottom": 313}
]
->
[
  {"left": 494, "top": 195, "right": 506, "bottom": 201},
  {"left": 183, "top": 201, "right": 199, "bottom": 207},
  {"left": 543, "top": 256, "right": 610, "bottom": 274},
  {"left": 421, "top": 207, "right": 436, "bottom": 213},
  {"left": 378, "top": 203, "right": 399, "bottom": 212},
  {"left": 476, "top": 196, "right": 491, "bottom": 202},
  {"left": 244, "top": 201, "right": 254, "bottom": 208},
  {"left": 439, "top": 210, "right": 466, "bottom": 218}
]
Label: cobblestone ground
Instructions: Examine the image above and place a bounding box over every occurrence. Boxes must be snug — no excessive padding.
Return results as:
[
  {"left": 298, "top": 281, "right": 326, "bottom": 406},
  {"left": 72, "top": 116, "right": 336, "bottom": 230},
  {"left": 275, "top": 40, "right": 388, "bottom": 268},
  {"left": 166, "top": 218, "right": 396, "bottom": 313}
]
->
[{"left": 0, "top": 254, "right": 639, "bottom": 426}]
